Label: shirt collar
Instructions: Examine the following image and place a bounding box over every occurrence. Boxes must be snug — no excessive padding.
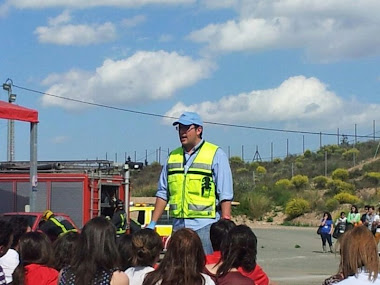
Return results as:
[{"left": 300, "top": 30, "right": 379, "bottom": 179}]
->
[{"left": 183, "top": 139, "right": 204, "bottom": 155}]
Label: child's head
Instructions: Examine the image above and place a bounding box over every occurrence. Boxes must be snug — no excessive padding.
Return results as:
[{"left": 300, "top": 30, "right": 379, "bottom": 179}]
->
[
  {"left": 210, "top": 219, "right": 236, "bottom": 251},
  {"left": 19, "top": 231, "right": 54, "bottom": 266},
  {"left": 219, "top": 225, "right": 257, "bottom": 275},
  {"left": 340, "top": 212, "right": 346, "bottom": 218},
  {"left": 53, "top": 231, "right": 80, "bottom": 271},
  {"left": 132, "top": 229, "right": 163, "bottom": 267},
  {"left": 339, "top": 225, "right": 379, "bottom": 280}
]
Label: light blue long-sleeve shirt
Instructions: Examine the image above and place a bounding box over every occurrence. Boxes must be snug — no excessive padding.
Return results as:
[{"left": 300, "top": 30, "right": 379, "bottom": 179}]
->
[{"left": 155, "top": 139, "right": 234, "bottom": 231}]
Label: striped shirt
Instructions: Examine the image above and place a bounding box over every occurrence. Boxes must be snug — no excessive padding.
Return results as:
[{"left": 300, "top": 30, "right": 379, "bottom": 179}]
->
[{"left": 0, "top": 265, "right": 6, "bottom": 285}]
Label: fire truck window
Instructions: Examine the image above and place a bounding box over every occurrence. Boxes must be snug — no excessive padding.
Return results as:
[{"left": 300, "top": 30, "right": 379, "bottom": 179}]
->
[{"left": 101, "top": 186, "right": 118, "bottom": 218}]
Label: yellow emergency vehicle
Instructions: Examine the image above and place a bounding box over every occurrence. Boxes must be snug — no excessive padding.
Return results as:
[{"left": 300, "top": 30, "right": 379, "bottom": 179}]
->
[{"left": 130, "top": 204, "right": 173, "bottom": 248}]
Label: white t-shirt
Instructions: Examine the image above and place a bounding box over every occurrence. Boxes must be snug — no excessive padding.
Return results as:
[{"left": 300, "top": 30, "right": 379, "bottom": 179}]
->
[
  {"left": 125, "top": 266, "right": 154, "bottom": 285},
  {"left": 0, "top": 249, "right": 19, "bottom": 284},
  {"left": 337, "top": 272, "right": 380, "bottom": 284},
  {"left": 374, "top": 214, "right": 380, "bottom": 233},
  {"left": 201, "top": 273, "right": 215, "bottom": 285}
]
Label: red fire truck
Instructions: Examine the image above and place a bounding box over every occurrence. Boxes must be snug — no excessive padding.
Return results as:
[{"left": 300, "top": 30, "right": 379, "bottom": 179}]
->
[{"left": 0, "top": 160, "right": 142, "bottom": 229}]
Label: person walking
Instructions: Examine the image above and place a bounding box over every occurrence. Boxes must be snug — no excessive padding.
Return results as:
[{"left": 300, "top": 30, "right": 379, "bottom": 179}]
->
[
  {"left": 319, "top": 212, "right": 334, "bottom": 253},
  {"left": 147, "top": 112, "right": 233, "bottom": 254}
]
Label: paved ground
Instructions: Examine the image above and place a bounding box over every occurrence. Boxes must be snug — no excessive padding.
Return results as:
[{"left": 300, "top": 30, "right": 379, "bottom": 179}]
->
[{"left": 252, "top": 226, "right": 340, "bottom": 285}]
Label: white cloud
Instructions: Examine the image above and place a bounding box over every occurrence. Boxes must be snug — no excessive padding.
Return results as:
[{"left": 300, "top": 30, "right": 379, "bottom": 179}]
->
[
  {"left": 159, "top": 34, "right": 174, "bottom": 42},
  {"left": 121, "top": 15, "right": 146, "bottom": 28},
  {"left": 189, "top": 0, "right": 380, "bottom": 62},
  {"left": 41, "top": 50, "right": 215, "bottom": 110},
  {"left": 200, "top": 0, "right": 237, "bottom": 9},
  {"left": 164, "top": 76, "right": 380, "bottom": 130},
  {"left": 8, "top": 0, "right": 195, "bottom": 9},
  {"left": 51, "top": 136, "right": 69, "bottom": 144},
  {"left": 48, "top": 9, "right": 71, "bottom": 25},
  {"left": 0, "top": 3, "right": 10, "bottom": 17},
  {"left": 35, "top": 12, "right": 116, "bottom": 45}
]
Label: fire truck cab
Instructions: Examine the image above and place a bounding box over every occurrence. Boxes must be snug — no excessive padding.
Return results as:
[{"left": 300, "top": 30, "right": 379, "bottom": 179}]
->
[{"left": 0, "top": 160, "right": 141, "bottom": 229}]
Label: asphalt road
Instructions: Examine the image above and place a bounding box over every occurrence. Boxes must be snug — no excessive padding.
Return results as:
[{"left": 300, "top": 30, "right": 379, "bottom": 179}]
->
[{"left": 252, "top": 226, "right": 340, "bottom": 285}]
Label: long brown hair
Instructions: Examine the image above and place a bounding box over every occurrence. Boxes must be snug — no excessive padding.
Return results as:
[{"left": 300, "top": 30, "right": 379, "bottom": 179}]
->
[
  {"left": 339, "top": 226, "right": 379, "bottom": 280},
  {"left": 142, "top": 228, "right": 206, "bottom": 285},
  {"left": 12, "top": 232, "right": 55, "bottom": 285},
  {"left": 217, "top": 225, "right": 257, "bottom": 277},
  {"left": 68, "top": 216, "right": 120, "bottom": 285}
]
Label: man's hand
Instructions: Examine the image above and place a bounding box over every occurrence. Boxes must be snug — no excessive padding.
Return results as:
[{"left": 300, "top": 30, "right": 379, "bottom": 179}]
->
[{"left": 146, "top": 221, "right": 156, "bottom": 229}]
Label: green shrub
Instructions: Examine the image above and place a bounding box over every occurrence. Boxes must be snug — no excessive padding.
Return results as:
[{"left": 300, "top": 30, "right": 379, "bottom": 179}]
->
[
  {"left": 273, "top": 158, "right": 282, "bottom": 164},
  {"left": 333, "top": 192, "right": 360, "bottom": 204},
  {"left": 256, "top": 166, "right": 267, "bottom": 175},
  {"left": 342, "top": 148, "right": 360, "bottom": 160},
  {"left": 267, "top": 186, "right": 293, "bottom": 207},
  {"left": 236, "top": 168, "right": 249, "bottom": 174},
  {"left": 249, "top": 161, "right": 260, "bottom": 169},
  {"left": 349, "top": 169, "right": 363, "bottom": 179},
  {"left": 291, "top": 175, "right": 309, "bottom": 190},
  {"left": 285, "top": 198, "right": 310, "bottom": 219},
  {"left": 304, "top": 149, "right": 312, "bottom": 158},
  {"left": 327, "top": 179, "right": 355, "bottom": 194},
  {"left": 275, "top": 179, "right": 293, "bottom": 189},
  {"left": 332, "top": 168, "right": 349, "bottom": 181},
  {"left": 365, "top": 172, "right": 380, "bottom": 184},
  {"left": 325, "top": 198, "right": 339, "bottom": 212},
  {"left": 313, "top": 175, "right": 328, "bottom": 189},
  {"left": 229, "top": 156, "right": 245, "bottom": 168},
  {"left": 295, "top": 161, "right": 304, "bottom": 169},
  {"left": 237, "top": 192, "right": 273, "bottom": 219}
]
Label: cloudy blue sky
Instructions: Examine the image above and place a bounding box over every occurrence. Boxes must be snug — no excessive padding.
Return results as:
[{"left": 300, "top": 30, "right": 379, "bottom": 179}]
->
[{"left": 0, "top": 0, "right": 379, "bottom": 164}]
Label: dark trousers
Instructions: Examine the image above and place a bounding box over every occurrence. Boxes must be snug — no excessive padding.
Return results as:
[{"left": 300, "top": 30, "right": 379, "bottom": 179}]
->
[{"left": 321, "top": 233, "right": 332, "bottom": 246}]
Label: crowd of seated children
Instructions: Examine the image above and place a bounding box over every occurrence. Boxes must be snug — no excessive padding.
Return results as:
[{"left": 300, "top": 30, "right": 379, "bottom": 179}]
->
[{"left": 1, "top": 213, "right": 279, "bottom": 285}]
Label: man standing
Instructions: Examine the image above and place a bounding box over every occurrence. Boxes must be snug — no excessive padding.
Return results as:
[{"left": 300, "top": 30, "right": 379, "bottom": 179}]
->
[
  {"left": 147, "top": 112, "right": 233, "bottom": 254},
  {"left": 364, "top": 206, "right": 376, "bottom": 233},
  {"left": 112, "top": 200, "right": 127, "bottom": 235}
]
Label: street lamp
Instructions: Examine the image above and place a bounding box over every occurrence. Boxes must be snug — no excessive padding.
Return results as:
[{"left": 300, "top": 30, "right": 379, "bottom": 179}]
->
[{"left": 2, "top": 78, "right": 16, "bottom": 161}]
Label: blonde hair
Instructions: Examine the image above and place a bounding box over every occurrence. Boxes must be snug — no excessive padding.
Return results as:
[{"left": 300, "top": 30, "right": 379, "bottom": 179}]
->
[{"left": 339, "top": 226, "right": 379, "bottom": 280}]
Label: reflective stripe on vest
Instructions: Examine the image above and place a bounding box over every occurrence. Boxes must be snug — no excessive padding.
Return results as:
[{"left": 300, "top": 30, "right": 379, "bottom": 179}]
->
[
  {"left": 50, "top": 217, "right": 77, "bottom": 236},
  {"left": 116, "top": 214, "right": 126, "bottom": 234},
  {"left": 167, "top": 141, "right": 218, "bottom": 219}
]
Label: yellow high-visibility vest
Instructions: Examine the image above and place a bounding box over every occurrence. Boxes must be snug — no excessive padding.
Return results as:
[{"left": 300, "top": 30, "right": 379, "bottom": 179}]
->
[
  {"left": 49, "top": 217, "right": 77, "bottom": 236},
  {"left": 167, "top": 141, "right": 218, "bottom": 218},
  {"left": 116, "top": 213, "right": 126, "bottom": 234}
]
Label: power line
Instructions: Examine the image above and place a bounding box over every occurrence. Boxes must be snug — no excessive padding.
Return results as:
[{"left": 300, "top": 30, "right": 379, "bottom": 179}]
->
[{"left": 12, "top": 82, "right": 379, "bottom": 140}]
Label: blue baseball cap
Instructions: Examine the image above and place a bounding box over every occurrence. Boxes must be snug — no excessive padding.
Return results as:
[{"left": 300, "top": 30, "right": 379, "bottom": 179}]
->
[{"left": 172, "top": 112, "right": 203, "bottom": 126}]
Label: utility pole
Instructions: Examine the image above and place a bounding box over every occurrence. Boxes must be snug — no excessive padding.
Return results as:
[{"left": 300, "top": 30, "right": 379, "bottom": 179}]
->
[{"left": 2, "top": 79, "right": 16, "bottom": 161}]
